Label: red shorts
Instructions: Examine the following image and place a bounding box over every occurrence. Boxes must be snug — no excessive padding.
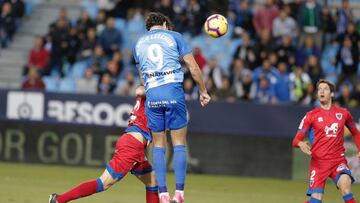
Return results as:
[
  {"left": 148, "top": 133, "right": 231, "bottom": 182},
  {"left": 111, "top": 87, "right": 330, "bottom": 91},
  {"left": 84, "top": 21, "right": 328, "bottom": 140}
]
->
[
  {"left": 106, "top": 133, "right": 152, "bottom": 180},
  {"left": 307, "top": 158, "right": 355, "bottom": 196}
]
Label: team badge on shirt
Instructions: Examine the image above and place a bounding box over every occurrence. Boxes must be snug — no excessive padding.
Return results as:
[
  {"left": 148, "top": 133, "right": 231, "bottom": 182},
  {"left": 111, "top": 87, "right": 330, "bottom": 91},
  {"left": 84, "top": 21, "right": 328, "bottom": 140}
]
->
[
  {"left": 336, "top": 163, "right": 348, "bottom": 172},
  {"left": 318, "top": 117, "right": 323, "bottom": 122},
  {"left": 336, "top": 113, "right": 343, "bottom": 121}
]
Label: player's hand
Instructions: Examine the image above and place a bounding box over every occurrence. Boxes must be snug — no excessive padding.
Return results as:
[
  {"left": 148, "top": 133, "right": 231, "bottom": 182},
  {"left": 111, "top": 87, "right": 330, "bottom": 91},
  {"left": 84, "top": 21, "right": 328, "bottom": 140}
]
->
[
  {"left": 199, "top": 91, "right": 211, "bottom": 107},
  {"left": 298, "top": 141, "right": 312, "bottom": 156}
]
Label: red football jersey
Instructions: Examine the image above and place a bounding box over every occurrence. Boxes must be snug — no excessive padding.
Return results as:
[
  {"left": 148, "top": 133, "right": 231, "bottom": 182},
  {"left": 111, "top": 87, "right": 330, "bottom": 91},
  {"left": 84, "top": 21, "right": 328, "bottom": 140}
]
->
[
  {"left": 293, "top": 105, "right": 360, "bottom": 160},
  {"left": 128, "top": 96, "right": 150, "bottom": 133}
]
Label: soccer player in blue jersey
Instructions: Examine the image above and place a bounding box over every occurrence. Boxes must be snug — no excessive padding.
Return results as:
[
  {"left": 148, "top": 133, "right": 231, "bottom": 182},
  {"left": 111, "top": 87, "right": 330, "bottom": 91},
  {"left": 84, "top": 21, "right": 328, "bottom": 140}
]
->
[{"left": 134, "top": 12, "right": 211, "bottom": 203}]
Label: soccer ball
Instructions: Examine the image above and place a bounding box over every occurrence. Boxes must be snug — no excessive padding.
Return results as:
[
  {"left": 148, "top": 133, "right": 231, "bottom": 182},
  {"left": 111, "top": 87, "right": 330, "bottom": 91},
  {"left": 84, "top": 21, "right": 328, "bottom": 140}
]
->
[{"left": 204, "top": 14, "right": 228, "bottom": 38}]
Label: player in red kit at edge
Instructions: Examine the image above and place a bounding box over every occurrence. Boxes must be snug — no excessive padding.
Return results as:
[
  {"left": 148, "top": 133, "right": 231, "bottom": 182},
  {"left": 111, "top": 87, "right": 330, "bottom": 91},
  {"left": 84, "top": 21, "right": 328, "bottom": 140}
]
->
[
  {"left": 49, "top": 86, "right": 159, "bottom": 203},
  {"left": 293, "top": 79, "right": 360, "bottom": 203}
]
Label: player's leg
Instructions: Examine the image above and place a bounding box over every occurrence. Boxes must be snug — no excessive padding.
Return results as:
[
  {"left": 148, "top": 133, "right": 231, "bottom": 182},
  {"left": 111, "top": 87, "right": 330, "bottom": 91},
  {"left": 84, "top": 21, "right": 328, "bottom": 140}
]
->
[
  {"left": 132, "top": 161, "right": 160, "bottom": 203},
  {"left": 170, "top": 127, "right": 187, "bottom": 203},
  {"left": 49, "top": 169, "right": 116, "bottom": 203},
  {"left": 337, "top": 174, "right": 357, "bottom": 203},
  {"left": 152, "top": 130, "right": 171, "bottom": 202},
  {"left": 306, "top": 161, "right": 327, "bottom": 203},
  {"left": 166, "top": 96, "right": 187, "bottom": 203},
  {"left": 330, "top": 160, "right": 356, "bottom": 203}
]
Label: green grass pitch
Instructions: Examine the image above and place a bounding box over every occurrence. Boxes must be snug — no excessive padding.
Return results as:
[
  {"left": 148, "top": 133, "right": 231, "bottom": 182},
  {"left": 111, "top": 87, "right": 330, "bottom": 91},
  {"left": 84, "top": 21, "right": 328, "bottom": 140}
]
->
[{"left": 1, "top": 162, "right": 360, "bottom": 203}]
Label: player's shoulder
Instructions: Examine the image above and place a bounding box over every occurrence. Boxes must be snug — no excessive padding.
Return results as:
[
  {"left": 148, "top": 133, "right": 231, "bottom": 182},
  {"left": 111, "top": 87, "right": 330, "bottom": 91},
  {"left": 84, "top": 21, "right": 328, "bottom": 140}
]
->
[
  {"left": 307, "top": 107, "right": 321, "bottom": 116},
  {"left": 332, "top": 104, "right": 351, "bottom": 114}
]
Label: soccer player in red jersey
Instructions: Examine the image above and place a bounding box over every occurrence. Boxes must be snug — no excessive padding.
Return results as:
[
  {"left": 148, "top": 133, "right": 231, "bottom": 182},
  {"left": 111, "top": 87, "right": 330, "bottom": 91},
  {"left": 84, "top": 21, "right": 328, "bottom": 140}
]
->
[
  {"left": 49, "top": 86, "right": 159, "bottom": 203},
  {"left": 293, "top": 79, "right": 360, "bottom": 203}
]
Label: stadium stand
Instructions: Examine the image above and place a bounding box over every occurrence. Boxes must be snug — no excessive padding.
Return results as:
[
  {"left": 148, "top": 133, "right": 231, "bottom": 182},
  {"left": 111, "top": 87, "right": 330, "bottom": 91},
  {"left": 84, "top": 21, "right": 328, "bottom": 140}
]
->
[{"left": 0, "top": 0, "right": 359, "bottom": 107}]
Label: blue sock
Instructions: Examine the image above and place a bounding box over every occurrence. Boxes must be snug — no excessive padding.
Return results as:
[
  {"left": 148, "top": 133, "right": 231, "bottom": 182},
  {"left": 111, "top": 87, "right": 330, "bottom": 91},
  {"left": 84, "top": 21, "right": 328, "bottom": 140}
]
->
[
  {"left": 146, "top": 186, "right": 159, "bottom": 192},
  {"left": 310, "top": 197, "right": 322, "bottom": 203},
  {"left": 343, "top": 193, "right": 354, "bottom": 201},
  {"left": 153, "top": 147, "right": 167, "bottom": 193},
  {"left": 173, "top": 145, "right": 187, "bottom": 191},
  {"left": 96, "top": 178, "right": 104, "bottom": 192}
]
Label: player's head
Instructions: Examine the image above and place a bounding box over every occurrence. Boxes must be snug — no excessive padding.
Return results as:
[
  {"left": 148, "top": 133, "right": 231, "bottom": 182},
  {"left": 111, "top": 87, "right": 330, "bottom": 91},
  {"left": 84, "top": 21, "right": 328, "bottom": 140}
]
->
[
  {"left": 316, "top": 79, "right": 335, "bottom": 103},
  {"left": 135, "top": 85, "right": 146, "bottom": 98},
  {"left": 145, "top": 12, "right": 173, "bottom": 31}
]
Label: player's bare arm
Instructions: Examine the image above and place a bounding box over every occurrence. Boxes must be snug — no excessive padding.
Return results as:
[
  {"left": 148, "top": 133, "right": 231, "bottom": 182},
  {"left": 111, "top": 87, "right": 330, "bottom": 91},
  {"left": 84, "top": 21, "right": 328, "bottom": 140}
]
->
[{"left": 183, "top": 53, "right": 210, "bottom": 107}]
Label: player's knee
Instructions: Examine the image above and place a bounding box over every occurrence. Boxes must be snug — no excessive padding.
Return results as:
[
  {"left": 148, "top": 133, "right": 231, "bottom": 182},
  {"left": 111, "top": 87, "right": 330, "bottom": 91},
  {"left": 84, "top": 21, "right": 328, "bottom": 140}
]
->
[
  {"left": 339, "top": 186, "right": 351, "bottom": 195},
  {"left": 311, "top": 193, "right": 323, "bottom": 200}
]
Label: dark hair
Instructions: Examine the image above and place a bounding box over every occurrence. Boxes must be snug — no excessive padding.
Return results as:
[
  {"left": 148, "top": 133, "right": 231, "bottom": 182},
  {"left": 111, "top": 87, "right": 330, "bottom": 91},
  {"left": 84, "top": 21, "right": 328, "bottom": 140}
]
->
[
  {"left": 145, "top": 12, "right": 173, "bottom": 31},
  {"left": 316, "top": 79, "right": 335, "bottom": 93}
]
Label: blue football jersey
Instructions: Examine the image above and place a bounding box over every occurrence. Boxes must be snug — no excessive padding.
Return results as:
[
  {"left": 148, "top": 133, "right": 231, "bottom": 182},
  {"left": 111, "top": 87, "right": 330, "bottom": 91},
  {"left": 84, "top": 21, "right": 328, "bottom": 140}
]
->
[{"left": 134, "top": 29, "right": 192, "bottom": 90}]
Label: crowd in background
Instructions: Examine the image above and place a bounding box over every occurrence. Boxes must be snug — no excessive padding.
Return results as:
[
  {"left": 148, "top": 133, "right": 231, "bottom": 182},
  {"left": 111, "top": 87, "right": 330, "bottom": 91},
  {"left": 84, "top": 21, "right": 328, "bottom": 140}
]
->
[{"left": 20, "top": 0, "right": 360, "bottom": 107}]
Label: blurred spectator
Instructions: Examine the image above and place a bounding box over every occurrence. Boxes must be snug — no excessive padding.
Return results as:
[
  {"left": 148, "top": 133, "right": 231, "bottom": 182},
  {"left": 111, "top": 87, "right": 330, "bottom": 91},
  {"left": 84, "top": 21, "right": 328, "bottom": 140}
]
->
[
  {"left": 232, "top": 0, "right": 254, "bottom": 37},
  {"left": 98, "top": 72, "right": 115, "bottom": 94},
  {"left": 300, "top": 83, "right": 316, "bottom": 105},
  {"left": 111, "top": 0, "right": 133, "bottom": 18},
  {"left": 98, "top": 0, "right": 116, "bottom": 16},
  {"left": 320, "top": 7, "right": 336, "bottom": 49},
  {"left": 49, "top": 18, "right": 70, "bottom": 77},
  {"left": 214, "top": 77, "right": 237, "bottom": 102},
  {"left": 117, "top": 71, "right": 139, "bottom": 96},
  {"left": 26, "top": 35, "right": 49, "bottom": 75},
  {"left": 335, "top": 36, "right": 358, "bottom": 89},
  {"left": 203, "top": 58, "right": 223, "bottom": 89},
  {"left": 276, "top": 35, "right": 296, "bottom": 66},
  {"left": 289, "top": 66, "right": 311, "bottom": 103},
  {"left": 274, "top": 62, "right": 290, "bottom": 103},
  {"left": 76, "top": 10, "right": 96, "bottom": 39},
  {"left": 205, "top": 77, "right": 217, "bottom": 99},
  {"left": 336, "top": 0, "right": 353, "bottom": 35},
  {"left": 304, "top": 55, "right": 323, "bottom": 87},
  {"left": 337, "top": 22, "right": 359, "bottom": 46},
  {"left": 111, "top": 51, "right": 123, "bottom": 74},
  {"left": 252, "top": 75, "right": 277, "bottom": 104},
  {"left": 235, "top": 70, "right": 256, "bottom": 100},
  {"left": 295, "top": 35, "right": 320, "bottom": 66},
  {"left": 99, "top": 17, "right": 122, "bottom": 56},
  {"left": 95, "top": 9, "right": 107, "bottom": 35},
  {"left": 352, "top": 84, "right": 360, "bottom": 107},
  {"left": 252, "top": 0, "right": 279, "bottom": 34},
  {"left": 182, "top": 0, "right": 206, "bottom": 36},
  {"left": 76, "top": 68, "right": 98, "bottom": 94},
  {"left": 297, "top": 0, "right": 322, "bottom": 47},
  {"left": 335, "top": 85, "right": 352, "bottom": 107},
  {"left": 4, "top": 0, "right": 24, "bottom": 19},
  {"left": 233, "top": 32, "right": 256, "bottom": 69},
  {"left": 252, "top": 58, "right": 278, "bottom": 86},
  {"left": 49, "top": 7, "right": 71, "bottom": 33},
  {"left": 22, "top": 68, "right": 46, "bottom": 90},
  {"left": 0, "top": 2, "right": 15, "bottom": 47},
  {"left": 272, "top": 9, "right": 298, "bottom": 40},
  {"left": 105, "top": 60, "right": 120, "bottom": 80},
  {"left": 153, "top": 0, "right": 175, "bottom": 20},
  {"left": 253, "top": 30, "right": 276, "bottom": 67},
  {"left": 79, "top": 28, "right": 98, "bottom": 59},
  {"left": 268, "top": 52, "right": 278, "bottom": 67},
  {"left": 89, "top": 45, "right": 108, "bottom": 73},
  {"left": 67, "top": 27, "right": 81, "bottom": 65},
  {"left": 193, "top": 47, "right": 206, "bottom": 70},
  {"left": 183, "top": 77, "right": 198, "bottom": 101}
]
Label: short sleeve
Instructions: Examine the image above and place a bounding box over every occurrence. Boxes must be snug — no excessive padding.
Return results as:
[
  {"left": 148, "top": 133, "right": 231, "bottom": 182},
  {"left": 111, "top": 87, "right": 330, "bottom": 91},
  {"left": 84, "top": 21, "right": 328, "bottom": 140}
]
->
[{"left": 172, "top": 32, "right": 192, "bottom": 57}]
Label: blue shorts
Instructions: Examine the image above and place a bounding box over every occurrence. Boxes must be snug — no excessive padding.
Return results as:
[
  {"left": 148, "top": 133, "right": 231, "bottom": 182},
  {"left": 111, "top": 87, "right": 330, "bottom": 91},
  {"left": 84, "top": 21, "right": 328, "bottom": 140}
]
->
[{"left": 145, "top": 82, "right": 187, "bottom": 132}]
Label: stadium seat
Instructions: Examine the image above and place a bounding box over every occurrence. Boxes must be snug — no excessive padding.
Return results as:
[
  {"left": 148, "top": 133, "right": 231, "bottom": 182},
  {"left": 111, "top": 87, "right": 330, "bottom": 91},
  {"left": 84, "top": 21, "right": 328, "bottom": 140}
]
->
[
  {"left": 70, "top": 61, "right": 88, "bottom": 79},
  {"left": 81, "top": 0, "right": 99, "bottom": 19},
  {"left": 43, "top": 76, "right": 59, "bottom": 92},
  {"left": 58, "top": 77, "right": 76, "bottom": 93},
  {"left": 114, "top": 18, "right": 126, "bottom": 32}
]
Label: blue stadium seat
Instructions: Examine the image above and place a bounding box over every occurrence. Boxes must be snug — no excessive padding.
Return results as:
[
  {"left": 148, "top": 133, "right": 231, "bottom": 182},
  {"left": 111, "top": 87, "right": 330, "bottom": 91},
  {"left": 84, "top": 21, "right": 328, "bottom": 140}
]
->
[
  {"left": 43, "top": 76, "right": 58, "bottom": 92},
  {"left": 114, "top": 18, "right": 126, "bottom": 31},
  {"left": 81, "top": 0, "right": 99, "bottom": 19},
  {"left": 58, "top": 77, "right": 76, "bottom": 93},
  {"left": 69, "top": 61, "right": 88, "bottom": 79}
]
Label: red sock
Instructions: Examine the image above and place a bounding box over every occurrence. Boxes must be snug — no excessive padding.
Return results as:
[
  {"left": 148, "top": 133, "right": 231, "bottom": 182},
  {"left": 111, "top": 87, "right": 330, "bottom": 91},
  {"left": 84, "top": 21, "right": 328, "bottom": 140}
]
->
[
  {"left": 146, "top": 186, "right": 159, "bottom": 203},
  {"left": 345, "top": 198, "right": 357, "bottom": 203},
  {"left": 57, "top": 179, "right": 100, "bottom": 203},
  {"left": 305, "top": 201, "right": 310, "bottom": 203}
]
